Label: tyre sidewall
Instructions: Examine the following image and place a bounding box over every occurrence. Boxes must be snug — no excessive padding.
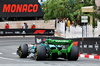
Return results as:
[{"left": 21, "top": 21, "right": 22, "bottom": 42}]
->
[
  {"left": 68, "top": 46, "right": 79, "bottom": 61},
  {"left": 35, "top": 45, "right": 46, "bottom": 60}
]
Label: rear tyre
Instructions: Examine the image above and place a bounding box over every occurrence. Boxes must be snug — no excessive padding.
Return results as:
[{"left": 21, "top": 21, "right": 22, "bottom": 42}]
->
[
  {"left": 17, "top": 44, "right": 28, "bottom": 58},
  {"left": 68, "top": 46, "right": 79, "bottom": 61},
  {"left": 34, "top": 46, "right": 46, "bottom": 60}
]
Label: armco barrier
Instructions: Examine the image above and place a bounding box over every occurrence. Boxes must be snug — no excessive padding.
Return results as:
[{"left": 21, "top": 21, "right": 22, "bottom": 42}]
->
[
  {"left": 35, "top": 36, "right": 100, "bottom": 54},
  {"left": 0, "top": 29, "right": 54, "bottom": 36}
]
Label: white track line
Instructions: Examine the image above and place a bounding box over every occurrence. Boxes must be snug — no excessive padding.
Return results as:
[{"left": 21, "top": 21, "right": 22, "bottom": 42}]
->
[
  {"left": 12, "top": 53, "right": 16, "bottom": 55},
  {"left": 0, "top": 56, "right": 34, "bottom": 62},
  {"left": 0, "top": 40, "right": 34, "bottom": 42},
  {"left": 0, "top": 53, "right": 2, "bottom": 54}
]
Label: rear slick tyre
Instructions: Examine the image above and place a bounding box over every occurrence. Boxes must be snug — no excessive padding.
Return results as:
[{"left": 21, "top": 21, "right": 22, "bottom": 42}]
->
[
  {"left": 68, "top": 46, "right": 79, "bottom": 61},
  {"left": 35, "top": 46, "right": 46, "bottom": 60}
]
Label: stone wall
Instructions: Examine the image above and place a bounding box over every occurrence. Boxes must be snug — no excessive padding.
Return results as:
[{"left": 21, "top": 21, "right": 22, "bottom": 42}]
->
[{"left": 0, "top": 20, "right": 55, "bottom": 29}]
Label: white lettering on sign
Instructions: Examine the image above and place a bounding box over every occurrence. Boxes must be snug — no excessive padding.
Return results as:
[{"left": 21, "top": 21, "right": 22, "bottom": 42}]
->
[
  {"left": 0, "top": 31, "right": 4, "bottom": 34},
  {"left": 84, "top": 45, "right": 87, "bottom": 48},
  {"left": 5, "top": 32, "right": 13, "bottom": 34},
  {"left": 88, "top": 45, "right": 93, "bottom": 48},
  {"left": 80, "top": 45, "right": 82, "bottom": 48},
  {"left": 22, "top": 31, "right": 26, "bottom": 34},
  {"left": 81, "top": 16, "right": 88, "bottom": 19},
  {"left": 49, "top": 30, "right": 54, "bottom": 34},
  {"left": 80, "top": 41, "right": 82, "bottom": 48},
  {"left": 81, "top": 16, "right": 88, "bottom": 23},
  {"left": 15, "top": 31, "right": 20, "bottom": 34},
  {"left": 95, "top": 42, "right": 99, "bottom": 51},
  {"left": 81, "top": 20, "right": 88, "bottom": 23}
]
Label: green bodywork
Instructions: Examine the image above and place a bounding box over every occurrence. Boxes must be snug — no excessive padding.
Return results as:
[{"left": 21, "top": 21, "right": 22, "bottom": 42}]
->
[{"left": 45, "top": 39, "right": 73, "bottom": 59}]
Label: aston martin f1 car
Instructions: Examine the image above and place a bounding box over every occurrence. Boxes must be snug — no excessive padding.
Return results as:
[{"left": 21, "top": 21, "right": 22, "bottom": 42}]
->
[{"left": 17, "top": 39, "right": 79, "bottom": 61}]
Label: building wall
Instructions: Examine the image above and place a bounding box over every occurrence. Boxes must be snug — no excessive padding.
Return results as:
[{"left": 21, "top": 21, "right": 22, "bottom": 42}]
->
[{"left": 0, "top": 20, "right": 55, "bottom": 29}]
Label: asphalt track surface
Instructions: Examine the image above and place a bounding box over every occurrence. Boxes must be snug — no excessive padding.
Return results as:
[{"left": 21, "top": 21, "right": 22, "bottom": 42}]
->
[{"left": 0, "top": 37, "right": 100, "bottom": 66}]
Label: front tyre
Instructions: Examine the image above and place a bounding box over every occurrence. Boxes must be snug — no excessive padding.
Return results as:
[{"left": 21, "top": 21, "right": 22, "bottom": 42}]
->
[{"left": 68, "top": 46, "right": 79, "bottom": 61}]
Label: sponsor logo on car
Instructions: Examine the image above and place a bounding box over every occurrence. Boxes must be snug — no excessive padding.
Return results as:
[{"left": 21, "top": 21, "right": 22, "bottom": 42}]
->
[
  {"left": 55, "top": 40, "right": 69, "bottom": 42},
  {"left": 37, "top": 38, "right": 42, "bottom": 43}
]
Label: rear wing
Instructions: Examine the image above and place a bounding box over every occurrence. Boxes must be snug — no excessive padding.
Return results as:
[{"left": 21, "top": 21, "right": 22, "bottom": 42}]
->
[{"left": 46, "top": 39, "right": 73, "bottom": 45}]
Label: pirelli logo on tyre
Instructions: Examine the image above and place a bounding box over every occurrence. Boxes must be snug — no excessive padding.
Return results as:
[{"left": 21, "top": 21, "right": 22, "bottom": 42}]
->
[{"left": 2, "top": 4, "right": 38, "bottom": 13}]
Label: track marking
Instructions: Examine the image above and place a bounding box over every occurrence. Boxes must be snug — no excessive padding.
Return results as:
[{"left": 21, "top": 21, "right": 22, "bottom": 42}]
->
[
  {"left": 0, "top": 56, "right": 34, "bottom": 62},
  {"left": 12, "top": 53, "right": 16, "bottom": 55},
  {"left": 0, "top": 40, "right": 35, "bottom": 43},
  {"left": 79, "top": 53, "right": 100, "bottom": 59},
  {"left": 0, "top": 57, "right": 15, "bottom": 61},
  {"left": 80, "top": 54, "right": 84, "bottom": 57},
  {"left": 0, "top": 53, "right": 2, "bottom": 54}
]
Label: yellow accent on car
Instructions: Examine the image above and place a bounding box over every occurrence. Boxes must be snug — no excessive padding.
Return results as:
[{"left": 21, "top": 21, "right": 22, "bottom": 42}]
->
[
  {"left": 19, "top": 45, "right": 22, "bottom": 58},
  {"left": 35, "top": 47, "right": 38, "bottom": 60}
]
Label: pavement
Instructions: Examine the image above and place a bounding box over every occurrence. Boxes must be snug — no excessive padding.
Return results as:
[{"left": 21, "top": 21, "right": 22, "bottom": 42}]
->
[{"left": 0, "top": 37, "right": 100, "bottom": 66}]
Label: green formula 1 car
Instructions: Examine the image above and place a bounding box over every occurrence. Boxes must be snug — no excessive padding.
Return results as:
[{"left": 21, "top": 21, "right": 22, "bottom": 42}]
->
[{"left": 17, "top": 39, "right": 79, "bottom": 61}]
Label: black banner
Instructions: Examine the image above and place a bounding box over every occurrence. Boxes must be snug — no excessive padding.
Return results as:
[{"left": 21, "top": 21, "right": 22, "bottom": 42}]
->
[
  {"left": 78, "top": 41, "right": 100, "bottom": 54},
  {"left": 0, "top": 0, "right": 44, "bottom": 17},
  {"left": 0, "top": 29, "right": 54, "bottom": 36}
]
